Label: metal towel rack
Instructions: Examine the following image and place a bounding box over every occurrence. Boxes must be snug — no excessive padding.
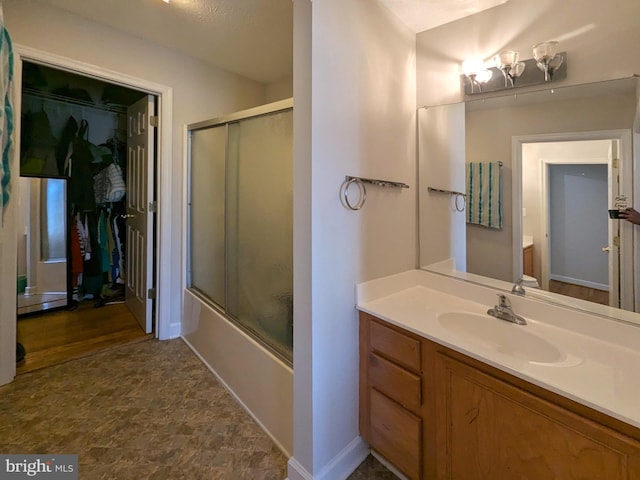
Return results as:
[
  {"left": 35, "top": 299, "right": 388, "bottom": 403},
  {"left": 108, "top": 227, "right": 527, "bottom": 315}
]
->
[
  {"left": 341, "top": 176, "right": 410, "bottom": 210},
  {"left": 427, "top": 186, "right": 466, "bottom": 212}
]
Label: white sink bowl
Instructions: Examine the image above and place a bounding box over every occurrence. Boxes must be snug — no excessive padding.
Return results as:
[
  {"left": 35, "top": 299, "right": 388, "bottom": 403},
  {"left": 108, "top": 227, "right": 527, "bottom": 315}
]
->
[{"left": 437, "top": 312, "right": 565, "bottom": 364}]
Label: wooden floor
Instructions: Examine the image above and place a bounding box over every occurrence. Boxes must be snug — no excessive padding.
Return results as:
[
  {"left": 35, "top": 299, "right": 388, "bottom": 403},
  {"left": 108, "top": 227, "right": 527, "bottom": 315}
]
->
[
  {"left": 548, "top": 279, "right": 609, "bottom": 306},
  {"left": 16, "top": 302, "right": 153, "bottom": 374}
]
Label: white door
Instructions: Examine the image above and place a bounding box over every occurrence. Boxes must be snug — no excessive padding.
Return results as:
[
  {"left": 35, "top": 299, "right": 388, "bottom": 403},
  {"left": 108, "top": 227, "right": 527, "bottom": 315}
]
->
[
  {"left": 607, "top": 139, "right": 621, "bottom": 308},
  {"left": 126, "top": 95, "right": 155, "bottom": 333}
]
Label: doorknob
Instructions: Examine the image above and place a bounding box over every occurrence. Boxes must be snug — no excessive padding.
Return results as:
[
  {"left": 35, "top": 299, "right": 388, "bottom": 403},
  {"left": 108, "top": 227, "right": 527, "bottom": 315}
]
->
[
  {"left": 602, "top": 246, "right": 611, "bottom": 252},
  {"left": 120, "top": 214, "right": 135, "bottom": 219}
]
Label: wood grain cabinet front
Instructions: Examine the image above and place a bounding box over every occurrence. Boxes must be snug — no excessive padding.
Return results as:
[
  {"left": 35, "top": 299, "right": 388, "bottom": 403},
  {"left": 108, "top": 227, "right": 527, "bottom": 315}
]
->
[
  {"left": 369, "top": 388, "right": 422, "bottom": 480},
  {"left": 359, "top": 311, "right": 640, "bottom": 480},
  {"left": 435, "top": 352, "right": 640, "bottom": 480},
  {"left": 523, "top": 244, "right": 534, "bottom": 277},
  {"left": 360, "top": 312, "right": 427, "bottom": 480}
]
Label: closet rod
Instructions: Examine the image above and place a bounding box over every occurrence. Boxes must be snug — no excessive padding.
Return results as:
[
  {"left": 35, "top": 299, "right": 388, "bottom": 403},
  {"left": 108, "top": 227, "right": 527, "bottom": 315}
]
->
[{"left": 22, "top": 88, "right": 127, "bottom": 114}]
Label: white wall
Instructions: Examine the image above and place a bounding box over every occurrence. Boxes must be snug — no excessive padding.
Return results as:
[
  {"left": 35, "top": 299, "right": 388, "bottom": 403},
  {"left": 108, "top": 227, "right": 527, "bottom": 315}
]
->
[
  {"left": 0, "top": 0, "right": 267, "bottom": 350},
  {"left": 418, "top": 103, "right": 466, "bottom": 269},
  {"left": 266, "top": 75, "right": 293, "bottom": 103},
  {"left": 290, "top": 0, "right": 416, "bottom": 478},
  {"left": 416, "top": 0, "right": 640, "bottom": 107}
]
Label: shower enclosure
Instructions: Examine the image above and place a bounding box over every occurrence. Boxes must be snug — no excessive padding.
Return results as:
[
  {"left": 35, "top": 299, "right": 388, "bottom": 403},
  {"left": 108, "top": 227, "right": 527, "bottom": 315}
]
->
[{"left": 187, "top": 100, "right": 293, "bottom": 362}]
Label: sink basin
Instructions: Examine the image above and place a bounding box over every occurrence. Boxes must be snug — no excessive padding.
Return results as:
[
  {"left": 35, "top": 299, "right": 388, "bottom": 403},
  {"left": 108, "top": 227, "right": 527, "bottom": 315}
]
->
[{"left": 437, "top": 312, "right": 564, "bottom": 364}]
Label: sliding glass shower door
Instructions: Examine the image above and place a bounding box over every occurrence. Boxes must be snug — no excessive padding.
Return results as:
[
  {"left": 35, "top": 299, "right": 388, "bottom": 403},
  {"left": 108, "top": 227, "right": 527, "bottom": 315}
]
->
[{"left": 188, "top": 102, "right": 293, "bottom": 362}]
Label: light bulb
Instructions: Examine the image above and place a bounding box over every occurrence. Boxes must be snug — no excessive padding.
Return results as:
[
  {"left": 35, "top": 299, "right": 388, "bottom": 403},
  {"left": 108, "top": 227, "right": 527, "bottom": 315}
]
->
[{"left": 461, "top": 59, "right": 485, "bottom": 76}]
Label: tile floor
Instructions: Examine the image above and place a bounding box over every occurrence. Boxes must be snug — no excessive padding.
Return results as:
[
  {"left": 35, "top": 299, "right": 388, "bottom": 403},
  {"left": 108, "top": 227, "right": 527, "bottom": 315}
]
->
[{"left": 0, "top": 338, "right": 396, "bottom": 479}]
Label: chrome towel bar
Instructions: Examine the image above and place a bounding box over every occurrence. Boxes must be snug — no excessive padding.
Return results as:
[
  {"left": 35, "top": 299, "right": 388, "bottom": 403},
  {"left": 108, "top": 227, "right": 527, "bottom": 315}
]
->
[
  {"left": 427, "top": 186, "right": 466, "bottom": 212},
  {"left": 341, "top": 176, "right": 410, "bottom": 210}
]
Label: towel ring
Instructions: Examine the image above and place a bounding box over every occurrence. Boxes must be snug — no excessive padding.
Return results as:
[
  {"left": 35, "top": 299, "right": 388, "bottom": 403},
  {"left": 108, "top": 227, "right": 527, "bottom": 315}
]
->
[
  {"left": 340, "top": 177, "right": 367, "bottom": 210},
  {"left": 453, "top": 193, "right": 466, "bottom": 212}
]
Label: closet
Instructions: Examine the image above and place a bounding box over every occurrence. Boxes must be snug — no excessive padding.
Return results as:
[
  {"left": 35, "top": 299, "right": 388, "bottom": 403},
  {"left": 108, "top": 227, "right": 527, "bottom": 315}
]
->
[{"left": 16, "top": 61, "right": 156, "bottom": 372}]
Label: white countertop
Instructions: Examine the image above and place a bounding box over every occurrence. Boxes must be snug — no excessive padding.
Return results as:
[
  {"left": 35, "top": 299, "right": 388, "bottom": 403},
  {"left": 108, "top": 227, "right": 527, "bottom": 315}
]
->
[{"left": 356, "top": 269, "right": 640, "bottom": 430}]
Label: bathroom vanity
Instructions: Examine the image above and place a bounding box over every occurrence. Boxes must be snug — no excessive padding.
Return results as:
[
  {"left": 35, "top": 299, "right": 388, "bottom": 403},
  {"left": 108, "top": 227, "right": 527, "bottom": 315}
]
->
[
  {"left": 357, "top": 270, "right": 640, "bottom": 480},
  {"left": 522, "top": 236, "right": 534, "bottom": 278}
]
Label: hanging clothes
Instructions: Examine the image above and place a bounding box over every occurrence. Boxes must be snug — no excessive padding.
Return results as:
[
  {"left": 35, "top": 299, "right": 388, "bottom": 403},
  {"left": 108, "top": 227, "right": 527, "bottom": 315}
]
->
[
  {"left": 67, "top": 119, "right": 96, "bottom": 212},
  {"left": 55, "top": 114, "right": 78, "bottom": 175},
  {"left": 98, "top": 210, "right": 111, "bottom": 279},
  {"left": 70, "top": 213, "right": 84, "bottom": 287}
]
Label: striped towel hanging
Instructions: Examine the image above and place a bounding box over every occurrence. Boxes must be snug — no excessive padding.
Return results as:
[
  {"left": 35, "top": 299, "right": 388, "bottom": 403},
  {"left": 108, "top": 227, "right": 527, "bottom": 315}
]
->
[{"left": 466, "top": 162, "right": 502, "bottom": 229}]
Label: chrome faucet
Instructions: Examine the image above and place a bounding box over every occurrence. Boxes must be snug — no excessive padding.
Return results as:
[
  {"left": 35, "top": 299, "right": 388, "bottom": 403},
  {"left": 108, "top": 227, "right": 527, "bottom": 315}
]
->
[
  {"left": 511, "top": 276, "right": 540, "bottom": 296},
  {"left": 512, "top": 278, "right": 526, "bottom": 295},
  {"left": 487, "top": 294, "right": 527, "bottom": 325}
]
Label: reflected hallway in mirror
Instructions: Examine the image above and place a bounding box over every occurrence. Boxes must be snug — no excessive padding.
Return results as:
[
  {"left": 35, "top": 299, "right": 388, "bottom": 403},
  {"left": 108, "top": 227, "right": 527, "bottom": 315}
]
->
[
  {"left": 520, "top": 138, "right": 620, "bottom": 308},
  {"left": 418, "top": 76, "right": 640, "bottom": 325}
]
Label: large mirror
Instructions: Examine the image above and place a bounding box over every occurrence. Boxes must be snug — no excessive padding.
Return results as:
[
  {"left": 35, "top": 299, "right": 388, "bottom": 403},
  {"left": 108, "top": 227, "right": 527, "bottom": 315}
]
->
[
  {"left": 419, "top": 76, "right": 640, "bottom": 324},
  {"left": 17, "top": 176, "right": 69, "bottom": 315}
]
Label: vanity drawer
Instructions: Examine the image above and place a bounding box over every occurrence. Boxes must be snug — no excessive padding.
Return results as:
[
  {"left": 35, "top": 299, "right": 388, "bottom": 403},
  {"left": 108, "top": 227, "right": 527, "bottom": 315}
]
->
[
  {"left": 369, "top": 352, "right": 422, "bottom": 410},
  {"left": 369, "top": 388, "right": 422, "bottom": 480},
  {"left": 370, "top": 320, "right": 421, "bottom": 371}
]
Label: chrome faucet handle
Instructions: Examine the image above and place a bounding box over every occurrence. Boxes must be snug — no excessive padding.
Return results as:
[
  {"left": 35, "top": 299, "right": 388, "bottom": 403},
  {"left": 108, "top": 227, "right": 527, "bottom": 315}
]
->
[
  {"left": 497, "top": 294, "right": 511, "bottom": 309},
  {"left": 488, "top": 293, "right": 527, "bottom": 325}
]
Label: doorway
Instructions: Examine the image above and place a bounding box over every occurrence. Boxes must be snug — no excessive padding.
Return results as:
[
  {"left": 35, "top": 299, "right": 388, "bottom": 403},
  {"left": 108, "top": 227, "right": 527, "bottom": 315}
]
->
[
  {"left": 514, "top": 131, "right": 634, "bottom": 311},
  {"left": 545, "top": 161, "right": 610, "bottom": 305},
  {"left": 16, "top": 61, "right": 157, "bottom": 372}
]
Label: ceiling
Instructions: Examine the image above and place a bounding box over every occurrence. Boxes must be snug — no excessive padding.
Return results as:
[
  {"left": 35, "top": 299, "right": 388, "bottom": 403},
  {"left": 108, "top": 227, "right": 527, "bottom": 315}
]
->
[
  {"left": 34, "top": 0, "right": 508, "bottom": 85},
  {"left": 377, "top": 0, "right": 509, "bottom": 33}
]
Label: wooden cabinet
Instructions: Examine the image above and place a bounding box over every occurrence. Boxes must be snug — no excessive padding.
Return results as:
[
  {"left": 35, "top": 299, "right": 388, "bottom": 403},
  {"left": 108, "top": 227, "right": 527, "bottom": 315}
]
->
[
  {"left": 360, "top": 312, "right": 430, "bottom": 480},
  {"left": 359, "top": 312, "right": 640, "bottom": 480},
  {"left": 523, "top": 244, "right": 534, "bottom": 277}
]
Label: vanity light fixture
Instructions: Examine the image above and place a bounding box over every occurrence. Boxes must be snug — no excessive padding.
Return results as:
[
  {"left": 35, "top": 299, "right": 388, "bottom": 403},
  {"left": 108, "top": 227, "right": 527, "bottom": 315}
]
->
[
  {"left": 494, "top": 50, "right": 526, "bottom": 88},
  {"left": 462, "top": 43, "right": 567, "bottom": 95},
  {"left": 462, "top": 59, "right": 493, "bottom": 93},
  {"left": 533, "top": 41, "right": 564, "bottom": 82}
]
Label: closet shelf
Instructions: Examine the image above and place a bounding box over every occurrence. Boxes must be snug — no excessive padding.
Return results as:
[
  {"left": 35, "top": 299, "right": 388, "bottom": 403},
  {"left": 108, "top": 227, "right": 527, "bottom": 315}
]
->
[{"left": 23, "top": 87, "right": 127, "bottom": 114}]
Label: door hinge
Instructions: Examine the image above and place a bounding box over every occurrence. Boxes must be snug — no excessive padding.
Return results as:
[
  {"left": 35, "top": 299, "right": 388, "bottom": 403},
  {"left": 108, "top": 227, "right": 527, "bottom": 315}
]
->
[
  {"left": 149, "top": 201, "right": 157, "bottom": 213},
  {"left": 613, "top": 236, "right": 620, "bottom": 248},
  {"left": 150, "top": 115, "right": 159, "bottom": 128},
  {"left": 612, "top": 158, "right": 619, "bottom": 169},
  {"left": 147, "top": 288, "right": 156, "bottom": 300}
]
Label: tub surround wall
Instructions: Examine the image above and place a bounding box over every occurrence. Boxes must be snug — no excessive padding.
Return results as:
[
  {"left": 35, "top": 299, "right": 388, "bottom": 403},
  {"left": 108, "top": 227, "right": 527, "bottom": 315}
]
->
[{"left": 182, "top": 290, "right": 293, "bottom": 455}]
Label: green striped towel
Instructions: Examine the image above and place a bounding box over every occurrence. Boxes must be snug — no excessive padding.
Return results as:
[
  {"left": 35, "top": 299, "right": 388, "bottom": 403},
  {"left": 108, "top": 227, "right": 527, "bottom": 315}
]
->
[{"left": 466, "top": 162, "right": 502, "bottom": 229}]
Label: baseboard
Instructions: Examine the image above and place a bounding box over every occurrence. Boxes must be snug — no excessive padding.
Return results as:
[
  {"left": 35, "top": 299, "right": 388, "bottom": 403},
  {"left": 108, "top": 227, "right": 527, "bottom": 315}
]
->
[
  {"left": 549, "top": 274, "right": 607, "bottom": 291},
  {"left": 287, "top": 436, "right": 369, "bottom": 480},
  {"left": 287, "top": 457, "right": 312, "bottom": 480},
  {"left": 159, "top": 321, "right": 181, "bottom": 340}
]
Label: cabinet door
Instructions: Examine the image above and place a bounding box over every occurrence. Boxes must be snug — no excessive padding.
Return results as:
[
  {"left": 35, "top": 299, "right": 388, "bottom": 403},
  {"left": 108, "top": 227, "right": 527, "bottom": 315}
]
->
[
  {"left": 435, "top": 353, "right": 640, "bottom": 480},
  {"left": 370, "top": 388, "right": 422, "bottom": 480},
  {"left": 523, "top": 244, "right": 534, "bottom": 277}
]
